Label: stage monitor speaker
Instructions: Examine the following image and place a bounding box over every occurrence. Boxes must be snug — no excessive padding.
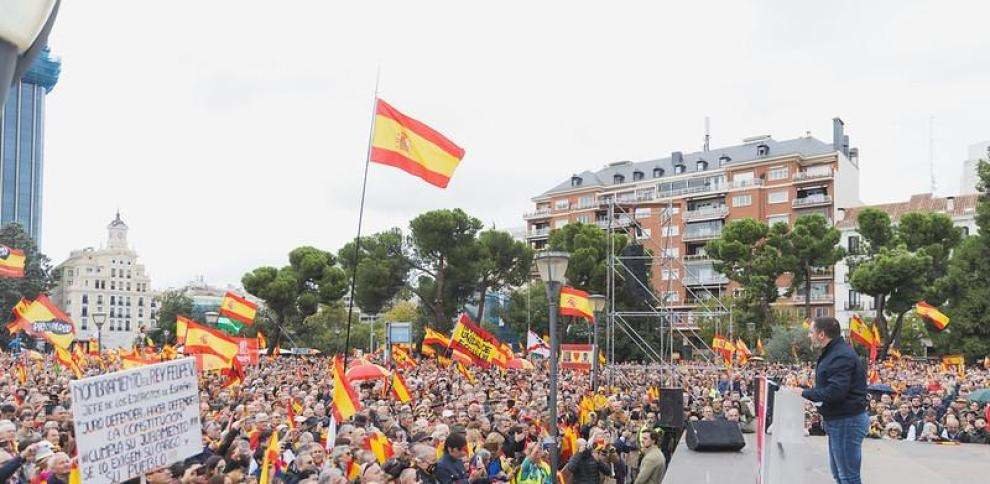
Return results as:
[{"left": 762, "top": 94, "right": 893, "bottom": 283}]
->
[
  {"left": 684, "top": 420, "right": 745, "bottom": 452},
  {"left": 657, "top": 388, "right": 685, "bottom": 429}
]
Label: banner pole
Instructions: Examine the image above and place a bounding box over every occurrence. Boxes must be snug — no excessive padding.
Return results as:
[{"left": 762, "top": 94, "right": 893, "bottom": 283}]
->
[{"left": 343, "top": 67, "right": 380, "bottom": 369}]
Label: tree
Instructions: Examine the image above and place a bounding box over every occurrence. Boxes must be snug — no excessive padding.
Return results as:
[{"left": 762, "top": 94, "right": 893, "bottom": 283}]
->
[
  {"left": 778, "top": 214, "right": 846, "bottom": 319},
  {"left": 765, "top": 325, "right": 815, "bottom": 363},
  {"left": 297, "top": 303, "right": 385, "bottom": 354},
  {"left": 548, "top": 223, "right": 625, "bottom": 294},
  {"left": 474, "top": 229, "right": 533, "bottom": 321},
  {"left": 501, "top": 281, "right": 549, "bottom": 339},
  {"left": 706, "top": 218, "right": 788, "bottom": 331},
  {"left": 401, "top": 209, "right": 483, "bottom": 331},
  {"left": 943, "top": 159, "right": 990, "bottom": 360},
  {"left": 380, "top": 300, "right": 420, "bottom": 324},
  {"left": 338, "top": 229, "right": 409, "bottom": 316},
  {"left": 155, "top": 289, "right": 193, "bottom": 342},
  {"left": 0, "top": 223, "right": 54, "bottom": 342},
  {"left": 242, "top": 247, "right": 348, "bottom": 353}
]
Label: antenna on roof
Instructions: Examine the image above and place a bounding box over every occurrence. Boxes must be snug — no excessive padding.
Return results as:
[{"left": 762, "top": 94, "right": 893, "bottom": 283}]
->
[
  {"left": 929, "top": 115, "right": 937, "bottom": 194},
  {"left": 703, "top": 116, "right": 711, "bottom": 152}
]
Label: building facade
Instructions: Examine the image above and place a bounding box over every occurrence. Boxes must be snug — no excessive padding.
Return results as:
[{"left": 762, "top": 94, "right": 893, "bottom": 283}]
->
[
  {"left": 168, "top": 276, "right": 263, "bottom": 324},
  {"left": 525, "top": 118, "right": 861, "bottom": 322},
  {"left": 834, "top": 193, "right": 979, "bottom": 326},
  {"left": 50, "top": 212, "right": 158, "bottom": 349},
  {"left": 960, "top": 141, "right": 989, "bottom": 195},
  {"left": 0, "top": 47, "right": 61, "bottom": 244}
]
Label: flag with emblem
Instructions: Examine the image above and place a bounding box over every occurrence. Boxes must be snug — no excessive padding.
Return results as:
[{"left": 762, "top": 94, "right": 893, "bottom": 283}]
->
[
  {"left": 183, "top": 318, "right": 239, "bottom": 365},
  {"left": 54, "top": 346, "right": 83, "bottom": 378},
  {"left": 370, "top": 99, "right": 465, "bottom": 188},
  {"left": 176, "top": 315, "right": 193, "bottom": 345},
  {"left": 15, "top": 295, "right": 75, "bottom": 349},
  {"left": 849, "top": 314, "right": 876, "bottom": 350},
  {"left": 219, "top": 292, "right": 258, "bottom": 326},
  {"left": 559, "top": 286, "right": 594, "bottom": 320},
  {"left": 915, "top": 301, "right": 950, "bottom": 331},
  {"left": 222, "top": 358, "right": 245, "bottom": 388},
  {"left": 391, "top": 372, "right": 412, "bottom": 403},
  {"left": 363, "top": 431, "right": 395, "bottom": 464},
  {"left": 0, "top": 244, "right": 26, "bottom": 278},
  {"left": 391, "top": 345, "right": 416, "bottom": 369},
  {"left": 332, "top": 355, "right": 362, "bottom": 422},
  {"left": 6, "top": 298, "right": 30, "bottom": 333}
]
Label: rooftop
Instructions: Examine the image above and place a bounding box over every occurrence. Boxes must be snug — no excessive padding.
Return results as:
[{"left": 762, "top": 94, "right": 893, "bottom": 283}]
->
[
  {"left": 538, "top": 133, "right": 838, "bottom": 198},
  {"left": 20, "top": 47, "right": 61, "bottom": 92},
  {"left": 836, "top": 193, "right": 979, "bottom": 230}
]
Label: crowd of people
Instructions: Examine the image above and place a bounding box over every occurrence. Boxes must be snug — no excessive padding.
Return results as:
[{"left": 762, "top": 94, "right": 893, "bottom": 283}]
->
[{"left": 0, "top": 347, "right": 986, "bottom": 483}]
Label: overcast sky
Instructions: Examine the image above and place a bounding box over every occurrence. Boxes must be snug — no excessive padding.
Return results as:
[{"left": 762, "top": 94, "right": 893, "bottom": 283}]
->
[{"left": 42, "top": 1, "right": 990, "bottom": 289}]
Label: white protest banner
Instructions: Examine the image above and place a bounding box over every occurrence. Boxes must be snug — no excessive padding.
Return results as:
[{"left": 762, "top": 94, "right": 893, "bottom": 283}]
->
[{"left": 70, "top": 357, "right": 202, "bottom": 483}]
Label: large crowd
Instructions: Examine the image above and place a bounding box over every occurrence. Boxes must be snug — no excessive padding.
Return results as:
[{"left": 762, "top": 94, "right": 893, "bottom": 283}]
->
[{"left": 0, "top": 347, "right": 987, "bottom": 483}]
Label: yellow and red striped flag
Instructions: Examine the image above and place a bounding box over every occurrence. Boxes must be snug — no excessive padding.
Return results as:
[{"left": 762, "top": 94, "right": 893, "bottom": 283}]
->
[
  {"left": 736, "top": 339, "right": 752, "bottom": 365},
  {"left": 391, "top": 345, "right": 416, "bottom": 369},
  {"left": 220, "top": 292, "right": 258, "bottom": 326},
  {"left": 16, "top": 295, "right": 75, "bottom": 349},
  {"left": 332, "top": 355, "right": 362, "bottom": 422},
  {"left": 455, "top": 362, "right": 478, "bottom": 384},
  {"left": 849, "top": 314, "right": 876, "bottom": 350},
  {"left": 346, "top": 460, "right": 360, "bottom": 481},
  {"left": 363, "top": 431, "right": 395, "bottom": 464},
  {"left": 916, "top": 301, "right": 949, "bottom": 331},
  {"left": 54, "top": 346, "right": 83, "bottom": 378},
  {"left": 391, "top": 372, "right": 412, "bottom": 403},
  {"left": 0, "top": 245, "right": 26, "bottom": 278},
  {"left": 370, "top": 99, "right": 465, "bottom": 189},
  {"left": 259, "top": 432, "right": 282, "bottom": 484},
  {"left": 257, "top": 331, "right": 268, "bottom": 349},
  {"left": 559, "top": 286, "right": 595, "bottom": 320}
]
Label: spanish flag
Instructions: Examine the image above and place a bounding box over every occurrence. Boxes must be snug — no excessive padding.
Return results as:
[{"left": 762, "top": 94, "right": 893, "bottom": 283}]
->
[
  {"left": 391, "top": 345, "right": 416, "bottom": 369},
  {"left": 222, "top": 358, "right": 245, "bottom": 388},
  {"left": 0, "top": 245, "right": 26, "bottom": 278},
  {"left": 736, "top": 339, "right": 752, "bottom": 365},
  {"left": 54, "top": 346, "right": 83, "bottom": 378},
  {"left": 183, "top": 318, "right": 239, "bottom": 365},
  {"left": 332, "top": 355, "right": 362, "bottom": 422},
  {"left": 647, "top": 387, "right": 660, "bottom": 402},
  {"left": 456, "top": 362, "right": 478, "bottom": 384},
  {"left": 560, "top": 425, "right": 579, "bottom": 462},
  {"left": 220, "top": 292, "right": 258, "bottom": 326},
  {"left": 849, "top": 314, "right": 876, "bottom": 350},
  {"left": 391, "top": 372, "right": 412, "bottom": 403},
  {"left": 559, "top": 286, "right": 595, "bottom": 320},
  {"left": 756, "top": 338, "right": 765, "bottom": 356},
  {"left": 176, "top": 315, "right": 192, "bottom": 345},
  {"left": 916, "top": 301, "right": 950, "bottom": 331},
  {"left": 345, "top": 460, "right": 360, "bottom": 481},
  {"left": 257, "top": 331, "right": 268, "bottom": 349},
  {"left": 370, "top": 99, "right": 465, "bottom": 189},
  {"left": 14, "top": 362, "right": 27, "bottom": 385},
  {"left": 363, "top": 431, "right": 395, "bottom": 464},
  {"left": 259, "top": 432, "right": 282, "bottom": 484},
  {"left": 17, "top": 295, "right": 75, "bottom": 349},
  {"left": 422, "top": 327, "right": 450, "bottom": 348}
]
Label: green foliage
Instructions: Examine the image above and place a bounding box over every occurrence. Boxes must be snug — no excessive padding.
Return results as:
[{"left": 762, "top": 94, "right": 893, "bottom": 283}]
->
[
  {"left": 296, "top": 303, "right": 385, "bottom": 354},
  {"left": 765, "top": 325, "right": 815, "bottom": 363},
  {"left": 855, "top": 208, "right": 895, "bottom": 255},
  {"left": 155, "top": 289, "right": 193, "bottom": 341},
  {"left": 242, "top": 246, "right": 348, "bottom": 352},
  {"left": 502, "top": 281, "right": 549, "bottom": 338},
  {"left": 548, "top": 223, "right": 626, "bottom": 294},
  {"left": 943, "top": 161, "right": 990, "bottom": 360},
  {"left": 474, "top": 230, "right": 533, "bottom": 320},
  {"left": 405, "top": 209, "right": 484, "bottom": 331},
  {"left": 706, "top": 218, "right": 787, "bottom": 331},
  {"left": 338, "top": 230, "right": 408, "bottom": 315},
  {"left": 0, "top": 223, "right": 53, "bottom": 341},
  {"left": 380, "top": 300, "right": 420, "bottom": 324},
  {"left": 778, "top": 214, "right": 845, "bottom": 318}
]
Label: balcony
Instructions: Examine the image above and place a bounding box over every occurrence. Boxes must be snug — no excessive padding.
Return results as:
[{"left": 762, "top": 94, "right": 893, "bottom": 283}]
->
[
  {"left": 794, "top": 168, "right": 834, "bottom": 182},
  {"left": 793, "top": 194, "right": 832, "bottom": 208},
  {"left": 791, "top": 293, "right": 834, "bottom": 304},
  {"left": 682, "top": 228, "right": 723, "bottom": 242},
  {"left": 575, "top": 201, "right": 598, "bottom": 210},
  {"left": 657, "top": 182, "right": 729, "bottom": 200},
  {"left": 596, "top": 217, "right": 633, "bottom": 229},
  {"left": 810, "top": 267, "right": 834, "bottom": 279},
  {"left": 728, "top": 178, "right": 765, "bottom": 189},
  {"left": 683, "top": 253, "right": 713, "bottom": 262},
  {"left": 523, "top": 208, "right": 552, "bottom": 219},
  {"left": 844, "top": 300, "right": 874, "bottom": 311},
  {"left": 683, "top": 274, "right": 729, "bottom": 286},
  {"left": 635, "top": 193, "right": 656, "bottom": 202},
  {"left": 552, "top": 204, "right": 572, "bottom": 213},
  {"left": 526, "top": 228, "right": 550, "bottom": 239},
  {"left": 683, "top": 205, "right": 729, "bottom": 222}
]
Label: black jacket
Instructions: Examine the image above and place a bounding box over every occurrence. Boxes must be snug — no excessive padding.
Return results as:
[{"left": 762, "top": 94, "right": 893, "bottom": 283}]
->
[
  {"left": 563, "top": 449, "right": 613, "bottom": 484},
  {"left": 801, "top": 337, "right": 867, "bottom": 420},
  {"left": 436, "top": 453, "right": 469, "bottom": 484}
]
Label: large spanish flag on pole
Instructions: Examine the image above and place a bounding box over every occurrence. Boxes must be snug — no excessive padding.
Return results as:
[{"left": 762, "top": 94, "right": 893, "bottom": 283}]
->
[
  {"left": 559, "top": 286, "right": 594, "bottom": 320},
  {"left": 915, "top": 301, "right": 950, "bottom": 331},
  {"left": 220, "top": 292, "right": 258, "bottom": 326},
  {"left": 370, "top": 99, "right": 465, "bottom": 188}
]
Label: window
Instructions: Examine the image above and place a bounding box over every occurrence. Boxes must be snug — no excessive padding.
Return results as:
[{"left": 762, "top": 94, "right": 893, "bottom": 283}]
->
[
  {"left": 636, "top": 228, "right": 652, "bottom": 240},
  {"left": 125, "top": 320, "right": 131, "bottom": 331},
  {"left": 111, "top": 282, "right": 116, "bottom": 291},
  {"left": 660, "top": 206, "right": 680, "bottom": 217},
  {"left": 578, "top": 195, "right": 594, "bottom": 208},
  {"left": 732, "top": 195, "right": 752, "bottom": 207},
  {"left": 848, "top": 290, "right": 861, "bottom": 308},
  {"left": 662, "top": 269, "right": 679, "bottom": 281},
  {"left": 111, "top": 268, "right": 116, "bottom": 277},
  {"left": 696, "top": 160, "right": 708, "bottom": 171},
  {"left": 768, "top": 190, "right": 789, "bottom": 204},
  {"left": 81, "top": 318, "right": 87, "bottom": 330},
  {"left": 634, "top": 208, "right": 652, "bottom": 219},
  {"left": 97, "top": 295, "right": 103, "bottom": 305},
  {"left": 576, "top": 214, "right": 592, "bottom": 224},
  {"left": 662, "top": 247, "right": 679, "bottom": 258},
  {"left": 613, "top": 174, "right": 625, "bottom": 184},
  {"left": 653, "top": 167, "right": 664, "bottom": 178},
  {"left": 554, "top": 219, "right": 568, "bottom": 229},
  {"left": 767, "top": 166, "right": 789, "bottom": 181},
  {"left": 961, "top": 226, "right": 970, "bottom": 237},
  {"left": 110, "top": 296, "right": 116, "bottom": 306},
  {"left": 138, "top": 297, "right": 144, "bottom": 306},
  {"left": 674, "top": 164, "right": 686, "bottom": 174},
  {"left": 768, "top": 214, "right": 789, "bottom": 226},
  {"left": 663, "top": 225, "right": 679, "bottom": 237},
  {"left": 126, "top": 283, "right": 131, "bottom": 291},
  {"left": 664, "top": 291, "right": 679, "bottom": 303},
  {"left": 81, "top": 306, "right": 88, "bottom": 317},
  {"left": 570, "top": 176, "right": 582, "bottom": 187},
  {"left": 633, "top": 170, "right": 644, "bottom": 181},
  {"left": 757, "top": 144, "right": 770, "bottom": 157},
  {"left": 847, "top": 235, "right": 861, "bottom": 254},
  {"left": 82, "top": 294, "right": 89, "bottom": 304},
  {"left": 554, "top": 199, "right": 569, "bottom": 210},
  {"left": 126, "top": 270, "right": 131, "bottom": 279},
  {"left": 815, "top": 307, "right": 829, "bottom": 318},
  {"left": 719, "top": 155, "right": 731, "bottom": 166}
]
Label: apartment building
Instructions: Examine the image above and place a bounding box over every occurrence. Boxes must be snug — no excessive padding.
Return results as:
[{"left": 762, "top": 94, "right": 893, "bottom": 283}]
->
[{"left": 524, "top": 118, "right": 861, "bottom": 321}]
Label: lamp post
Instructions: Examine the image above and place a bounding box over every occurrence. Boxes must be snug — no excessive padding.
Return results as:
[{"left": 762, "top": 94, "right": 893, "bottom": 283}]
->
[
  {"left": 589, "top": 294, "right": 606, "bottom": 391},
  {"left": 205, "top": 311, "right": 219, "bottom": 325},
  {"left": 535, "top": 250, "right": 569, "bottom": 483},
  {"left": 746, "top": 322, "right": 756, "bottom": 349},
  {"left": 93, "top": 312, "right": 107, "bottom": 352},
  {"left": 0, "top": 0, "right": 60, "bottom": 105}
]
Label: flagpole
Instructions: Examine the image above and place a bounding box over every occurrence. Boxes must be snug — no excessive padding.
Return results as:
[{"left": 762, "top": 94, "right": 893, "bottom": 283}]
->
[{"left": 343, "top": 67, "right": 381, "bottom": 369}]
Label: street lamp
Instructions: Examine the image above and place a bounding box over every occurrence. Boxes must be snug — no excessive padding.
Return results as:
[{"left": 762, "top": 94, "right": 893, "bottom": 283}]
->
[
  {"left": 0, "top": 0, "right": 60, "bottom": 105},
  {"left": 534, "top": 250, "right": 569, "bottom": 483},
  {"left": 93, "top": 312, "right": 107, "bottom": 352},
  {"left": 589, "top": 294, "right": 606, "bottom": 390},
  {"left": 205, "top": 311, "right": 219, "bottom": 325}
]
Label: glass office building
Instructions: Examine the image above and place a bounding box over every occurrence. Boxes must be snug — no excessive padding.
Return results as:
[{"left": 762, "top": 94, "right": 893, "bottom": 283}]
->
[{"left": 0, "top": 47, "right": 61, "bottom": 245}]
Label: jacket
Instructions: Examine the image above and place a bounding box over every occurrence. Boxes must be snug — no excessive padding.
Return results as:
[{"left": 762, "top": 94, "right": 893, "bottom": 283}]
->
[
  {"left": 436, "top": 453, "right": 469, "bottom": 484},
  {"left": 801, "top": 337, "right": 868, "bottom": 420},
  {"left": 562, "top": 449, "right": 612, "bottom": 484},
  {"left": 633, "top": 446, "right": 665, "bottom": 484}
]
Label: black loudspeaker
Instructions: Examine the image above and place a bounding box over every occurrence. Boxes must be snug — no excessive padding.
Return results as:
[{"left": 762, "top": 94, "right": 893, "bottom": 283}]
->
[
  {"left": 684, "top": 420, "right": 746, "bottom": 452},
  {"left": 657, "top": 388, "right": 685, "bottom": 429}
]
